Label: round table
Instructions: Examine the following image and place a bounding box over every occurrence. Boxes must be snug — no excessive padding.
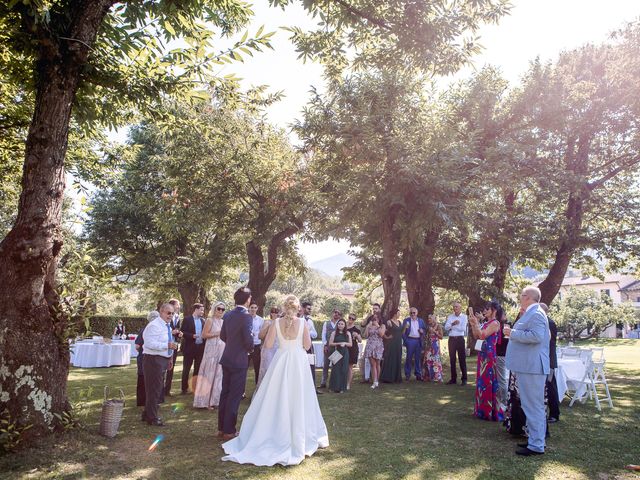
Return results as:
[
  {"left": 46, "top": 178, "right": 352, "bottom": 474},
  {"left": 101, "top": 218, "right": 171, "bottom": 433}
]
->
[
  {"left": 111, "top": 339, "right": 138, "bottom": 358},
  {"left": 71, "top": 343, "right": 131, "bottom": 368}
]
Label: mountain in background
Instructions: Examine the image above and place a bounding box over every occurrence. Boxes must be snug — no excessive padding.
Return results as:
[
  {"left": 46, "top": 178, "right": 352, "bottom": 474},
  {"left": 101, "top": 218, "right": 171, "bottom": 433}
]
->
[{"left": 310, "top": 253, "right": 356, "bottom": 277}]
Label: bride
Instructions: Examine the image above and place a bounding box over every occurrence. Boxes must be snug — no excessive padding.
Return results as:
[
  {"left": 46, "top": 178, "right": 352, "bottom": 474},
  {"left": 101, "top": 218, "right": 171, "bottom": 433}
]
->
[{"left": 221, "top": 295, "right": 329, "bottom": 466}]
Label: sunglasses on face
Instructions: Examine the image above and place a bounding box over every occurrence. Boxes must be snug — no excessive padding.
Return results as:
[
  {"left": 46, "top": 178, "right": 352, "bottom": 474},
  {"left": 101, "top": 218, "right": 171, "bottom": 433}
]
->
[{"left": 216, "top": 307, "right": 225, "bottom": 311}]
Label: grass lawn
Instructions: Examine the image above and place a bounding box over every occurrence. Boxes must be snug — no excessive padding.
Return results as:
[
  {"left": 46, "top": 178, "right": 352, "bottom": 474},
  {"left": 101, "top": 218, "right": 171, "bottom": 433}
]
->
[{"left": 2, "top": 339, "right": 639, "bottom": 479}]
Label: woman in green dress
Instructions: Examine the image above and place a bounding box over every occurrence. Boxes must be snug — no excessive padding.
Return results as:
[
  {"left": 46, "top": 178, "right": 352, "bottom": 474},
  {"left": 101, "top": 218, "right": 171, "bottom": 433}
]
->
[
  {"left": 328, "top": 319, "right": 352, "bottom": 393},
  {"left": 380, "top": 309, "right": 403, "bottom": 383}
]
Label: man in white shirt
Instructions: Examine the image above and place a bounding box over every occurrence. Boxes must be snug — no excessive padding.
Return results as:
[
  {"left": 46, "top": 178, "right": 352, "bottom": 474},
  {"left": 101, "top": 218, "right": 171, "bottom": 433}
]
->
[
  {"left": 444, "top": 302, "right": 468, "bottom": 385},
  {"left": 248, "top": 302, "right": 264, "bottom": 385},
  {"left": 319, "top": 309, "right": 341, "bottom": 388},
  {"left": 302, "top": 301, "right": 321, "bottom": 393},
  {"left": 142, "top": 303, "right": 179, "bottom": 426}
]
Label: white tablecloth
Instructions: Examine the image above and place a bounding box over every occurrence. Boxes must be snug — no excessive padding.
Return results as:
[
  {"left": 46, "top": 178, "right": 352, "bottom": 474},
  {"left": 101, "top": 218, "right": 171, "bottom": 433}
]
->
[
  {"left": 70, "top": 343, "right": 131, "bottom": 368},
  {"left": 558, "top": 357, "right": 587, "bottom": 402},
  {"left": 313, "top": 341, "right": 324, "bottom": 366},
  {"left": 111, "top": 339, "right": 138, "bottom": 358}
]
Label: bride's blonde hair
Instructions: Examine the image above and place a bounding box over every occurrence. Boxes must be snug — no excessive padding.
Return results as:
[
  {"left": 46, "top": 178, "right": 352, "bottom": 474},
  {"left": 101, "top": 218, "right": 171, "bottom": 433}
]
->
[{"left": 282, "top": 295, "right": 300, "bottom": 319}]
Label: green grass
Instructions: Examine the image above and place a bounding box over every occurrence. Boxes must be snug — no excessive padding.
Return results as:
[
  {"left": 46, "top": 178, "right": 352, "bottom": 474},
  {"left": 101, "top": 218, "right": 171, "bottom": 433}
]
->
[{"left": 2, "top": 339, "right": 639, "bottom": 479}]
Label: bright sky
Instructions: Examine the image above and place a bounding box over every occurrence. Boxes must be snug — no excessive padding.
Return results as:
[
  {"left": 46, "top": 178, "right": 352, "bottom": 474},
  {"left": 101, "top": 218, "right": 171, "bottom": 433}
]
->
[{"left": 106, "top": 1, "right": 640, "bottom": 265}]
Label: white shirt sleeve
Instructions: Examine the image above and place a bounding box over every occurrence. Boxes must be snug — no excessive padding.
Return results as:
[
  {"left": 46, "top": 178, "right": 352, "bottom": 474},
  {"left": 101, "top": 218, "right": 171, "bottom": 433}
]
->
[
  {"left": 321, "top": 322, "right": 328, "bottom": 344},
  {"left": 444, "top": 315, "right": 453, "bottom": 332},
  {"left": 143, "top": 319, "right": 170, "bottom": 352},
  {"left": 307, "top": 318, "right": 318, "bottom": 339}
]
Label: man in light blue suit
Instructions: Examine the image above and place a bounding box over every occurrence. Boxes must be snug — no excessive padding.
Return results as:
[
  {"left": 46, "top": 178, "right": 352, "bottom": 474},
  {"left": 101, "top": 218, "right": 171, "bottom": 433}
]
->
[{"left": 504, "top": 286, "right": 550, "bottom": 456}]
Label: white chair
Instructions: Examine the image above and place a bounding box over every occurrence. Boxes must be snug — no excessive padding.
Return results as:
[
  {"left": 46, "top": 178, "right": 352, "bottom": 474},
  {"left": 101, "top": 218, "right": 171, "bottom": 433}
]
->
[{"left": 568, "top": 348, "right": 613, "bottom": 410}]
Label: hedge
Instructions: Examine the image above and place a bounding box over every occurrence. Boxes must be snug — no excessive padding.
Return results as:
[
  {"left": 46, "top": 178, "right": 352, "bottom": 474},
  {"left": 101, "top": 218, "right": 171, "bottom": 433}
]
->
[{"left": 87, "top": 315, "right": 328, "bottom": 340}]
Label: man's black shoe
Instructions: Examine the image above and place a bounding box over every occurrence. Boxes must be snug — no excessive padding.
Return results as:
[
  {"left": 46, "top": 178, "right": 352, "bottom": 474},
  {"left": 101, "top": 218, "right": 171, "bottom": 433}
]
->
[
  {"left": 460, "top": 380, "right": 467, "bottom": 386},
  {"left": 147, "top": 418, "right": 165, "bottom": 427},
  {"left": 515, "top": 447, "right": 543, "bottom": 456},
  {"left": 319, "top": 384, "right": 326, "bottom": 389},
  {"left": 446, "top": 379, "right": 457, "bottom": 385},
  {"left": 548, "top": 417, "right": 559, "bottom": 423}
]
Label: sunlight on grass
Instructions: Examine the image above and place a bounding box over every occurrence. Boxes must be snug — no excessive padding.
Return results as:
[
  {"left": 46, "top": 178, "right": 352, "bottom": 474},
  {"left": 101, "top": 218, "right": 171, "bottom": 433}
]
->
[{"left": 1, "top": 339, "right": 638, "bottom": 480}]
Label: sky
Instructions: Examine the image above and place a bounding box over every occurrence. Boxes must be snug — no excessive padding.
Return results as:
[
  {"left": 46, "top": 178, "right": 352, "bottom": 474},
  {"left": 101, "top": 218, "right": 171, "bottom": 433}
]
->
[{"left": 104, "top": 1, "right": 640, "bottom": 264}]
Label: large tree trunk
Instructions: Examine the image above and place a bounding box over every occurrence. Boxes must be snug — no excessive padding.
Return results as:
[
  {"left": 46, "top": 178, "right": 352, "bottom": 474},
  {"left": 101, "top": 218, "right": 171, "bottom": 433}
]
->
[
  {"left": 0, "top": 0, "right": 115, "bottom": 443},
  {"left": 380, "top": 208, "right": 402, "bottom": 319},
  {"left": 177, "top": 281, "right": 201, "bottom": 316},
  {"left": 246, "top": 223, "right": 301, "bottom": 316},
  {"left": 403, "top": 232, "right": 438, "bottom": 317},
  {"left": 491, "top": 190, "right": 515, "bottom": 300}
]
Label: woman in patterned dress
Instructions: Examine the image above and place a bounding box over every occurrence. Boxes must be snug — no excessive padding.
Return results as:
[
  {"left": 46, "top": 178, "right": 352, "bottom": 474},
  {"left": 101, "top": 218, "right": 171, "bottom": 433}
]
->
[
  {"left": 363, "top": 317, "right": 386, "bottom": 389},
  {"left": 422, "top": 314, "right": 443, "bottom": 382},
  {"left": 193, "top": 302, "right": 226, "bottom": 409},
  {"left": 469, "top": 301, "right": 503, "bottom": 421}
]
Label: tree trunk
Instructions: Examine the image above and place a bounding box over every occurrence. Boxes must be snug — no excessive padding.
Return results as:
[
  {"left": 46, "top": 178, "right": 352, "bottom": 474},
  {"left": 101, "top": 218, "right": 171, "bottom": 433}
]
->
[
  {"left": 380, "top": 208, "right": 401, "bottom": 319},
  {"left": 538, "top": 192, "right": 586, "bottom": 305},
  {"left": 177, "top": 281, "right": 201, "bottom": 316},
  {"left": 246, "top": 223, "right": 300, "bottom": 316},
  {"left": 0, "top": 0, "right": 115, "bottom": 443},
  {"left": 402, "top": 232, "right": 437, "bottom": 317},
  {"left": 491, "top": 190, "right": 515, "bottom": 300}
]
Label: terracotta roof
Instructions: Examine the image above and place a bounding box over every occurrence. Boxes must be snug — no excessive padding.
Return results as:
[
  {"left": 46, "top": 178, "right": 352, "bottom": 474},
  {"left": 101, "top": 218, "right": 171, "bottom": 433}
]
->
[{"left": 560, "top": 273, "right": 637, "bottom": 288}]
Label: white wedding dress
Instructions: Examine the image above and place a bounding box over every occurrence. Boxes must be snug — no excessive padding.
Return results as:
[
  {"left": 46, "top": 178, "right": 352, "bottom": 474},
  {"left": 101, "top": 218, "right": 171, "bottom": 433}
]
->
[{"left": 221, "top": 317, "right": 329, "bottom": 466}]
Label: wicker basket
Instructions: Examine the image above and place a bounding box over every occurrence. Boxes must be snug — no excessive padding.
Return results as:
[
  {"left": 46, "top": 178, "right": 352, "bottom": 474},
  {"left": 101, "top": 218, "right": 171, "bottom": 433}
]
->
[{"left": 99, "top": 386, "right": 125, "bottom": 438}]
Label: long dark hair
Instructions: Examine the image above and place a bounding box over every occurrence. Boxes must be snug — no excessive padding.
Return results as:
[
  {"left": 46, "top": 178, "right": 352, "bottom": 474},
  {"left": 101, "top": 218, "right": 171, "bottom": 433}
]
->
[
  {"left": 486, "top": 301, "right": 503, "bottom": 322},
  {"left": 335, "top": 319, "right": 347, "bottom": 335}
]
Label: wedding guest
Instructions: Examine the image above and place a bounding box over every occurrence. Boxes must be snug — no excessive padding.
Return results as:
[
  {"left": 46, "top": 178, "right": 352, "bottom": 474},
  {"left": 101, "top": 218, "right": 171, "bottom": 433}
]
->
[
  {"left": 469, "top": 301, "right": 503, "bottom": 421},
  {"left": 362, "top": 303, "right": 384, "bottom": 327},
  {"left": 495, "top": 309, "right": 510, "bottom": 407},
  {"left": 142, "top": 303, "right": 179, "bottom": 426},
  {"left": 504, "top": 286, "right": 550, "bottom": 456},
  {"left": 180, "top": 303, "right": 206, "bottom": 394},
  {"left": 302, "top": 301, "right": 320, "bottom": 390},
  {"left": 328, "top": 319, "right": 352, "bottom": 393},
  {"left": 113, "top": 319, "right": 126, "bottom": 338},
  {"left": 540, "top": 303, "right": 560, "bottom": 423},
  {"left": 218, "top": 287, "right": 254, "bottom": 440},
  {"left": 381, "top": 309, "right": 403, "bottom": 383},
  {"left": 444, "top": 302, "right": 468, "bottom": 385},
  {"left": 193, "top": 302, "right": 226, "bottom": 409},
  {"left": 346, "top": 314, "right": 362, "bottom": 390},
  {"left": 364, "top": 316, "right": 386, "bottom": 389},
  {"left": 320, "top": 309, "right": 340, "bottom": 388},
  {"left": 402, "top": 307, "right": 426, "bottom": 381},
  {"left": 164, "top": 298, "right": 182, "bottom": 396},
  {"left": 248, "top": 302, "right": 264, "bottom": 385},
  {"left": 257, "top": 306, "right": 280, "bottom": 388},
  {"left": 135, "top": 317, "right": 151, "bottom": 408},
  {"left": 422, "top": 314, "right": 444, "bottom": 382}
]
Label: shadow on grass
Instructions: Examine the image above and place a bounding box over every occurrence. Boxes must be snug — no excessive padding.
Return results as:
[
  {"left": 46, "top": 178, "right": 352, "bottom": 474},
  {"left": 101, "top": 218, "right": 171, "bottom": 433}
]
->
[{"left": 1, "top": 341, "right": 639, "bottom": 479}]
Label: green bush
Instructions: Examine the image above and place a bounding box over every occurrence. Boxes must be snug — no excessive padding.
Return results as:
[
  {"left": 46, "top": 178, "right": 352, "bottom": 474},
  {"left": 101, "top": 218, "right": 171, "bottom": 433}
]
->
[{"left": 87, "top": 315, "right": 147, "bottom": 337}]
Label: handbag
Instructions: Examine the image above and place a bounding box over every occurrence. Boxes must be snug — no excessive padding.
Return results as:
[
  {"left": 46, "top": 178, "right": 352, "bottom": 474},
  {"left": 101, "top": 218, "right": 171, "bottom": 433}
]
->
[
  {"left": 328, "top": 350, "right": 343, "bottom": 365},
  {"left": 307, "top": 353, "right": 316, "bottom": 365}
]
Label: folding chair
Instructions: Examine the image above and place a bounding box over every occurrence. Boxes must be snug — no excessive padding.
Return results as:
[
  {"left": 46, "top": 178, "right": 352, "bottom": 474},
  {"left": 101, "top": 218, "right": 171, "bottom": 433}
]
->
[{"left": 588, "top": 348, "right": 613, "bottom": 410}]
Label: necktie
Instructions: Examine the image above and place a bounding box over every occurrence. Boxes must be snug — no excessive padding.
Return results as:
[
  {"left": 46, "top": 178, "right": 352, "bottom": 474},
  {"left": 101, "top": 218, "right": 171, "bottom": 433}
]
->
[{"left": 167, "top": 323, "right": 172, "bottom": 356}]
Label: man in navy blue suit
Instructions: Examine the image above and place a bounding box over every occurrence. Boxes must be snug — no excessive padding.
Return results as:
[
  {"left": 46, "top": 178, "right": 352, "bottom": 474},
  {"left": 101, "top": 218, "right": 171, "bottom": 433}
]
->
[
  {"left": 402, "top": 307, "right": 427, "bottom": 381},
  {"left": 217, "top": 287, "right": 254, "bottom": 440}
]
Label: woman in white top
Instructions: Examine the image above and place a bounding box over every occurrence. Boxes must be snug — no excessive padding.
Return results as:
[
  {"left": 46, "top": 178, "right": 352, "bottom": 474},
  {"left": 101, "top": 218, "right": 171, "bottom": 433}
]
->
[{"left": 222, "top": 295, "right": 329, "bottom": 466}]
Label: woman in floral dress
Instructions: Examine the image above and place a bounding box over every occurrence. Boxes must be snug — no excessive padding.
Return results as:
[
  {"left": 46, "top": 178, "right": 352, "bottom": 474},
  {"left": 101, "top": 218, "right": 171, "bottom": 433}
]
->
[
  {"left": 468, "top": 301, "right": 503, "bottom": 421},
  {"left": 363, "top": 317, "right": 386, "bottom": 389},
  {"left": 193, "top": 302, "right": 226, "bottom": 409},
  {"left": 422, "top": 314, "right": 443, "bottom": 382}
]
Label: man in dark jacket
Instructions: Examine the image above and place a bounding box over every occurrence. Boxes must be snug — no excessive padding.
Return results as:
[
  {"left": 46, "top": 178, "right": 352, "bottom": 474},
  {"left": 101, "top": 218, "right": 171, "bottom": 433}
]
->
[
  {"left": 217, "top": 287, "right": 254, "bottom": 440},
  {"left": 180, "top": 303, "right": 206, "bottom": 394},
  {"left": 540, "top": 303, "right": 560, "bottom": 422}
]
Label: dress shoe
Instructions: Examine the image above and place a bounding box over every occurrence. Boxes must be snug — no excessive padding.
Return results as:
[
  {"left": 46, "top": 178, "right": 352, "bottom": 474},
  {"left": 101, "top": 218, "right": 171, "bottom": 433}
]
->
[
  {"left": 460, "top": 380, "right": 467, "bottom": 386},
  {"left": 216, "top": 430, "right": 224, "bottom": 438},
  {"left": 221, "top": 432, "right": 239, "bottom": 441},
  {"left": 446, "top": 379, "right": 457, "bottom": 385},
  {"left": 147, "top": 418, "right": 165, "bottom": 426},
  {"left": 515, "top": 447, "right": 544, "bottom": 456},
  {"left": 319, "top": 384, "right": 327, "bottom": 389},
  {"left": 548, "top": 417, "right": 559, "bottom": 423}
]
